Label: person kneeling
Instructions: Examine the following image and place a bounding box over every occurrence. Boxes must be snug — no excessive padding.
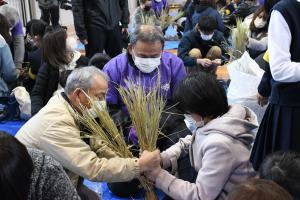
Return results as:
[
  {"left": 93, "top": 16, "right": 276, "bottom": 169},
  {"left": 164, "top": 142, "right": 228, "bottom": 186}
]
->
[
  {"left": 145, "top": 72, "right": 258, "bottom": 200},
  {"left": 178, "top": 16, "right": 229, "bottom": 75}
]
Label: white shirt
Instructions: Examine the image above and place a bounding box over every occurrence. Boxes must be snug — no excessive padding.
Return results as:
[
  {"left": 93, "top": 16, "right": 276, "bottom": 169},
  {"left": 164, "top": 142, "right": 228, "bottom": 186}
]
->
[{"left": 268, "top": 1, "right": 300, "bottom": 83}]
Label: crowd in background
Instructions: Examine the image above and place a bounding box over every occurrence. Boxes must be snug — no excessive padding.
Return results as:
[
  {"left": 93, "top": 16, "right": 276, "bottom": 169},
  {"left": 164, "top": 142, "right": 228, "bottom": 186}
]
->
[{"left": 0, "top": 0, "right": 300, "bottom": 199}]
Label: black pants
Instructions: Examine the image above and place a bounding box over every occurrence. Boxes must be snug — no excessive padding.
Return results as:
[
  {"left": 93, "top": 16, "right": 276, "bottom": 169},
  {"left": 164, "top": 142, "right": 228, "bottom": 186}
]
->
[
  {"left": 86, "top": 25, "right": 123, "bottom": 58},
  {"left": 40, "top": 6, "right": 60, "bottom": 27}
]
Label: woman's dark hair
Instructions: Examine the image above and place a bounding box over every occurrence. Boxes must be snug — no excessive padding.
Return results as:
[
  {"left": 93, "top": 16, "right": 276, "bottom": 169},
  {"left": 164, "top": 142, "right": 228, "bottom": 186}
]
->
[
  {"left": 198, "top": 16, "right": 217, "bottom": 34},
  {"left": 173, "top": 72, "right": 229, "bottom": 118},
  {"left": 0, "top": 13, "right": 12, "bottom": 44},
  {"left": 259, "top": 151, "right": 300, "bottom": 200},
  {"left": 228, "top": 179, "right": 293, "bottom": 200},
  {"left": 88, "top": 53, "right": 111, "bottom": 70},
  {"left": 0, "top": 131, "right": 34, "bottom": 200},
  {"left": 42, "top": 27, "right": 69, "bottom": 67},
  {"left": 249, "top": 7, "right": 268, "bottom": 36}
]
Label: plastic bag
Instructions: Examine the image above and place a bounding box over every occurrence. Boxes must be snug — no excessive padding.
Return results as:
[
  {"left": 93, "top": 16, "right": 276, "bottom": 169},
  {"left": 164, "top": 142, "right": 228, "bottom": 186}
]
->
[
  {"left": 227, "top": 51, "right": 264, "bottom": 102},
  {"left": 11, "top": 87, "right": 31, "bottom": 120}
]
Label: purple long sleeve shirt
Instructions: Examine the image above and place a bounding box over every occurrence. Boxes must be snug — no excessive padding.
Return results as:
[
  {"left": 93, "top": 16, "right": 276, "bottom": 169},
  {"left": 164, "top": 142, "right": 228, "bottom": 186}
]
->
[
  {"left": 103, "top": 52, "right": 186, "bottom": 112},
  {"left": 151, "top": 0, "right": 168, "bottom": 15},
  {"left": 11, "top": 19, "right": 24, "bottom": 37}
]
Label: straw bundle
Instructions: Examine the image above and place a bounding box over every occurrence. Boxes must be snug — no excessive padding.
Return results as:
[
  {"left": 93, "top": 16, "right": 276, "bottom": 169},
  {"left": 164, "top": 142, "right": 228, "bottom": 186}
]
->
[
  {"left": 74, "top": 103, "right": 133, "bottom": 158},
  {"left": 117, "top": 77, "right": 166, "bottom": 152},
  {"left": 118, "top": 76, "right": 166, "bottom": 200},
  {"left": 231, "top": 18, "right": 248, "bottom": 59},
  {"left": 139, "top": 13, "right": 156, "bottom": 26},
  {"left": 74, "top": 102, "right": 158, "bottom": 199},
  {"left": 159, "top": 8, "right": 184, "bottom": 31}
]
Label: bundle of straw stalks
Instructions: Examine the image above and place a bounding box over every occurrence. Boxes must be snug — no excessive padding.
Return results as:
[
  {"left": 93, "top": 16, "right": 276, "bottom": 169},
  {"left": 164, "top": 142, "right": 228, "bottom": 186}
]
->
[
  {"left": 117, "top": 76, "right": 166, "bottom": 199},
  {"left": 159, "top": 8, "right": 184, "bottom": 31},
  {"left": 74, "top": 102, "right": 158, "bottom": 199},
  {"left": 74, "top": 103, "right": 133, "bottom": 158},
  {"left": 230, "top": 18, "right": 248, "bottom": 59},
  {"left": 139, "top": 13, "right": 156, "bottom": 26}
]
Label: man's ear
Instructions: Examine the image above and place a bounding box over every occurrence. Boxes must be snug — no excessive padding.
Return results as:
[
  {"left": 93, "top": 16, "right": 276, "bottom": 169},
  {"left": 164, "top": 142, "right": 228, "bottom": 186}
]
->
[
  {"left": 72, "top": 88, "right": 82, "bottom": 104},
  {"left": 128, "top": 43, "right": 133, "bottom": 55}
]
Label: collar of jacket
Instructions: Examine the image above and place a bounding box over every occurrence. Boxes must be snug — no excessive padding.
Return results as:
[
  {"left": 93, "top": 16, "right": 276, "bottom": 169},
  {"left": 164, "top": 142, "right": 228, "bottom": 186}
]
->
[{"left": 126, "top": 50, "right": 138, "bottom": 70}]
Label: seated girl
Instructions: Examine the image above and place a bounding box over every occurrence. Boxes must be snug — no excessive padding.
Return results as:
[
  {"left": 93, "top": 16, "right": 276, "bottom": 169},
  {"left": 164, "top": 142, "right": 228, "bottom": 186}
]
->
[
  {"left": 146, "top": 72, "right": 258, "bottom": 200},
  {"left": 247, "top": 7, "right": 268, "bottom": 59},
  {"left": 31, "top": 27, "right": 88, "bottom": 115}
]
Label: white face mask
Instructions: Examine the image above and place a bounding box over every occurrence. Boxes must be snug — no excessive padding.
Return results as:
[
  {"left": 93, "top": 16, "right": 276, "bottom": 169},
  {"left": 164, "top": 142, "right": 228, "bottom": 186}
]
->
[
  {"left": 254, "top": 18, "right": 266, "bottom": 29},
  {"left": 155, "top": 0, "right": 162, "bottom": 2},
  {"left": 184, "top": 114, "right": 205, "bottom": 133},
  {"left": 89, "top": 100, "right": 106, "bottom": 118},
  {"left": 133, "top": 51, "right": 161, "bottom": 73},
  {"left": 80, "top": 89, "right": 106, "bottom": 118},
  {"left": 200, "top": 32, "right": 214, "bottom": 41}
]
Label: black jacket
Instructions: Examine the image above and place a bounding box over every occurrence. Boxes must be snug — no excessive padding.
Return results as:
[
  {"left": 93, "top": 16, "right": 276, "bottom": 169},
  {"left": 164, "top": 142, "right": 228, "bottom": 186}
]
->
[
  {"left": 31, "top": 63, "right": 59, "bottom": 116},
  {"left": 31, "top": 56, "right": 89, "bottom": 116},
  {"left": 178, "top": 29, "right": 229, "bottom": 67},
  {"left": 71, "top": 0, "right": 129, "bottom": 41}
]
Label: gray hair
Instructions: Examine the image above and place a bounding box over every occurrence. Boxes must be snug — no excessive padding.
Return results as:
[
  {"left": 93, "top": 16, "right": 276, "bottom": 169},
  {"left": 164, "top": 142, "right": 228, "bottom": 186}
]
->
[
  {"left": 0, "top": 5, "right": 20, "bottom": 28},
  {"left": 64, "top": 66, "right": 108, "bottom": 95},
  {"left": 130, "top": 25, "right": 165, "bottom": 47}
]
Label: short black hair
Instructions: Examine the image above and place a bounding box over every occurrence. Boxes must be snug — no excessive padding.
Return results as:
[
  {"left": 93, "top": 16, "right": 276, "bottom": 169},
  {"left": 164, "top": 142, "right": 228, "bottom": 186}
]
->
[
  {"left": 198, "top": 16, "right": 217, "bottom": 33},
  {"left": 30, "top": 20, "right": 47, "bottom": 37},
  {"left": 26, "top": 19, "right": 47, "bottom": 37},
  {"left": 0, "top": 131, "right": 33, "bottom": 200},
  {"left": 173, "top": 72, "right": 228, "bottom": 118},
  {"left": 88, "top": 53, "right": 111, "bottom": 70},
  {"left": 259, "top": 151, "right": 300, "bottom": 200}
]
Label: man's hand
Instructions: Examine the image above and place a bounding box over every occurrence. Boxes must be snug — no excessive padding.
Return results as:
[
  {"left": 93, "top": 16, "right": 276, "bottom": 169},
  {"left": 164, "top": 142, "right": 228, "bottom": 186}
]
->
[
  {"left": 197, "top": 58, "right": 212, "bottom": 68},
  {"left": 138, "top": 150, "right": 161, "bottom": 173},
  {"left": 257, "top": 93, "right": 268, "bottom": 107},
  {"left": 212, "top": 59, "right": 222, "bottom": 66}
]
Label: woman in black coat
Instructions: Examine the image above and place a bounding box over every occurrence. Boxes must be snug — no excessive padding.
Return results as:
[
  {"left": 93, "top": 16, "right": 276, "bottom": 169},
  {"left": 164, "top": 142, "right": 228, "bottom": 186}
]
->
[{"left": 31, "top": 28, "right": 88, "bottom": 115}]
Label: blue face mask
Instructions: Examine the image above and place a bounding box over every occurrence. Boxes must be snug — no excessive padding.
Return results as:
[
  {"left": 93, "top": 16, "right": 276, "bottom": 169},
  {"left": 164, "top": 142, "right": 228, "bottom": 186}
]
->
[{"left": 184, "top": 114, "right": 205, "bottom": 133}]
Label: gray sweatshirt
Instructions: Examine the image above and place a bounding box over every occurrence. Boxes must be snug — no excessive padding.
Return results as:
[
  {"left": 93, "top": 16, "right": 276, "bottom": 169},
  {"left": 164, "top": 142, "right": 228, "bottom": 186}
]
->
[
  {"left": 27, "top": 148, "right": 81, "bottom": 200},
  {"left": 157, "top": 104, "right": 258, "bottom": 200}
]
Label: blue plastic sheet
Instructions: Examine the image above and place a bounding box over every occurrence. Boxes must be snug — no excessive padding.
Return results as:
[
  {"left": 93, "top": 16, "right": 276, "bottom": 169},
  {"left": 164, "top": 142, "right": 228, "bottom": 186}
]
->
[
  {"left": 84, "top": 180, "right": 165, "bottom": 200},
  {"left": 0, "top": 120, "right": 26, "bottom": 136}
]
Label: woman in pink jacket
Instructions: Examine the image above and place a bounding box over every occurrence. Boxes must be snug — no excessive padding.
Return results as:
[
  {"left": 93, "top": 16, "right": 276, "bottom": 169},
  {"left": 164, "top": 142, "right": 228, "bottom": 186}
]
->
[{"left": 146, "top": 73, "right": 258, "bottom": 200}]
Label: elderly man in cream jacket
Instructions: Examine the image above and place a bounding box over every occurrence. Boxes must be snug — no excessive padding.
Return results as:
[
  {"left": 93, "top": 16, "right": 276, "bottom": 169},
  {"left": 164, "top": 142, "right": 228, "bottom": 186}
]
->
[{"left": 16, "top": 66, "right": 160, "bottom": 199}]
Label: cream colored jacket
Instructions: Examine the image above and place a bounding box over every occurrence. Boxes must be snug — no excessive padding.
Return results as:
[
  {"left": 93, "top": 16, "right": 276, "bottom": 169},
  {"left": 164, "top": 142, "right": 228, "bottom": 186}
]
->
[{"left": 16, "top": 93, "right": 139, "bottom": 186}]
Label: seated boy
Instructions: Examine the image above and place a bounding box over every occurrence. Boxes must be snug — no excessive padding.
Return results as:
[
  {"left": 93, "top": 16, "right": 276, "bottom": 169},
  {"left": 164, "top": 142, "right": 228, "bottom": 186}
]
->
[{"left": 178, "top": 16, "right": 229, "bottom": 74}]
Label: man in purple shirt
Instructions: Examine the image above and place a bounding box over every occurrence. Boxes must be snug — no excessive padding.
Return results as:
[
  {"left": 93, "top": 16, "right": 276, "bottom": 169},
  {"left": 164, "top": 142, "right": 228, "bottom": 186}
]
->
[
  {"left": 151, "top": 0, "right": 168, "bottom": 16},
  {"left": 104, "top": 25, "right": 186, "bottom": 113},
  {"left": 103, "top": 25, "right": 195, "bottom": 198}
]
